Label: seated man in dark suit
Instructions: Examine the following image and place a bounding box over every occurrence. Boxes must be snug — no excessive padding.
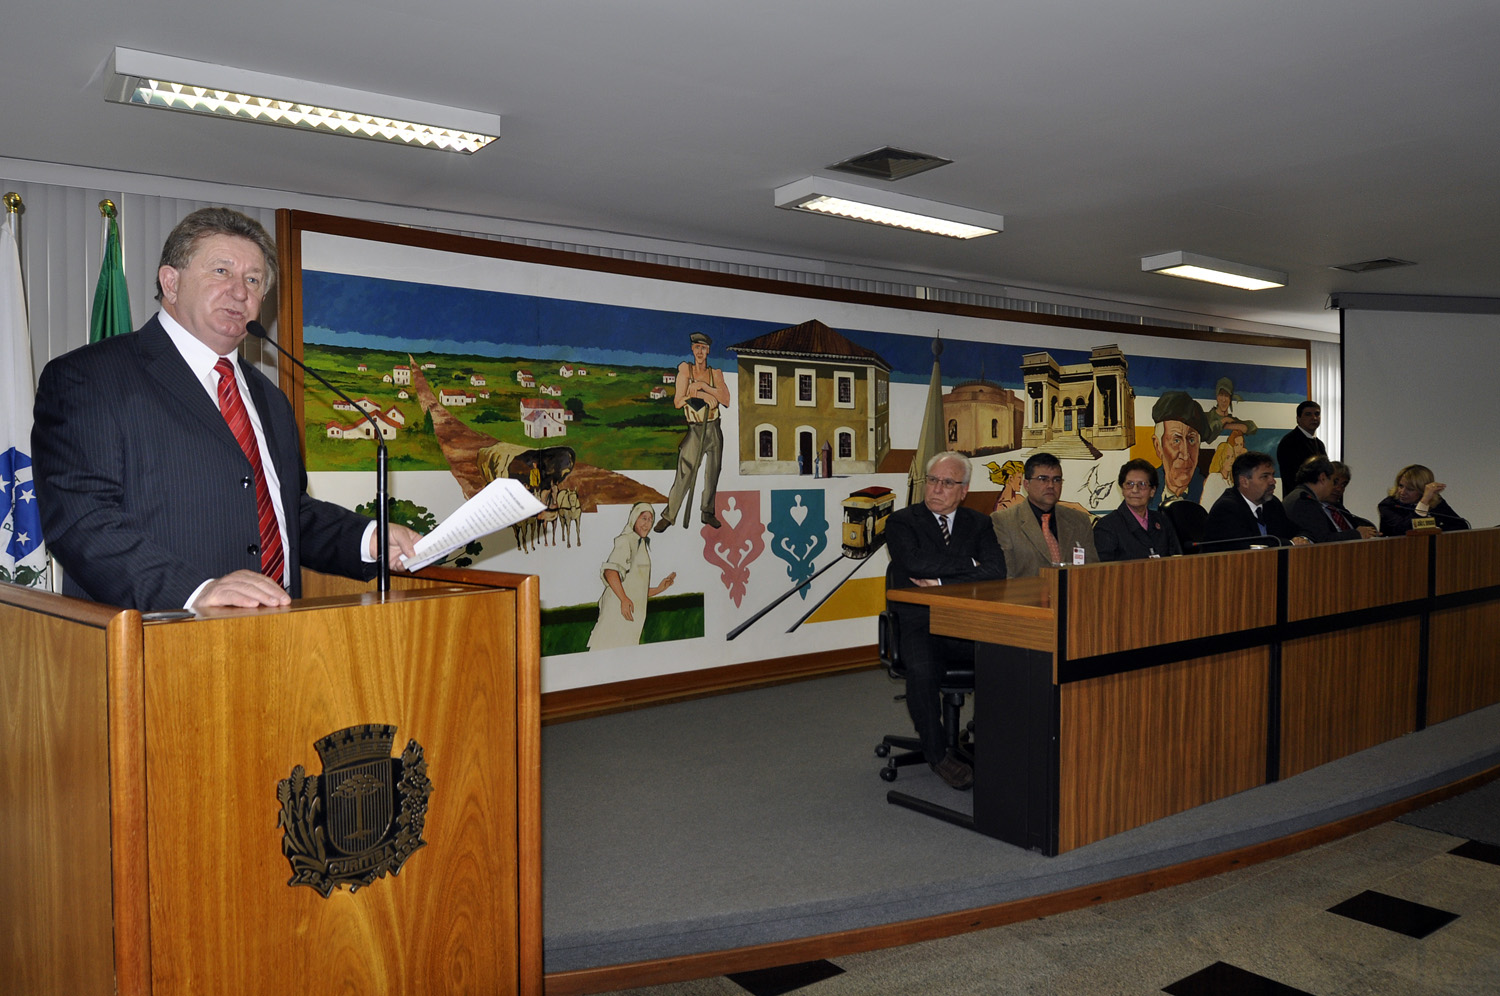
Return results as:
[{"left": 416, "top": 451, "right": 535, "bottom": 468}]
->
[
  {"left": 1325, "top": 461, "right": 1378, "bottom": 532},
  {"left": 1284, "top": 456, "right": 1379, "bottom": 542},
  {"left": 1203, "top": 451, "right": 1311, "bottom": 550},
  {"left": 885, "top": 452, "right": 1007, "bottom": 789},
  {"left": 33, "top": 207, "right": 421, "bottom": 612}
]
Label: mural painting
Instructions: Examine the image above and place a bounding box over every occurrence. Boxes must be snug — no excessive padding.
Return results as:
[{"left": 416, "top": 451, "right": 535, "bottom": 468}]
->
[{"left": 296, "top": 226, "right": 1310, "bottom": 693}]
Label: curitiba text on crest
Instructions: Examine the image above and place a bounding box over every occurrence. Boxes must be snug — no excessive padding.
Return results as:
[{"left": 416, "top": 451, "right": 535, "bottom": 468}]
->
[{"left": 277, "top": 723, "right": 433, "bottom": 898}]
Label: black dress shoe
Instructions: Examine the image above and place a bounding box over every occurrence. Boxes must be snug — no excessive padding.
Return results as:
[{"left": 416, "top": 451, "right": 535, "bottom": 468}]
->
[
  {"left": 931, "top": 751, "right": 973, "bottom": 790},
  {"left": 701, "top": 511, "right": 723, "bottom": 529},
  {"left": 653, "top": 515, "right": 672, "bottom": 533}
]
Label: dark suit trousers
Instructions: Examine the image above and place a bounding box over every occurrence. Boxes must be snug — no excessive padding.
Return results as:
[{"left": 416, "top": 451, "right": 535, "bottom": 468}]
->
[{"left": 895, "top": 603, "right": 973, "bottom": 765}]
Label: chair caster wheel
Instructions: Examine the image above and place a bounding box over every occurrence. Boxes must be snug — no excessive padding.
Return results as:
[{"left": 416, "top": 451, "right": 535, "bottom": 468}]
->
[
  {"left": 879, "top": 766, "right": 898, "bottom": 782},
  {"left": 874, "top": 743, "right": 890, "bottom": 757}
]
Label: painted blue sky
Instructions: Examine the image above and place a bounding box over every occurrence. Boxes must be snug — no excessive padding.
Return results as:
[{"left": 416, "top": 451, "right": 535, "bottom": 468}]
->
[{"left": 303, "top": 271, "right": 1306, "bottom": 403}]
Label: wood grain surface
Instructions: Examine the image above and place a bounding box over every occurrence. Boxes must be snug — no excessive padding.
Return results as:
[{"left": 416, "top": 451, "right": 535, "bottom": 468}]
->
[
  {"left": 1284, "top": 535, "right": 1427, "bottom": 622},
  {"left": 141, "top": 587, "right": 521, "bottom": 995},
  {"left": 1428, "top": 601, "right": 1500, "bottom": 724},
  {"left": 0, "top": 599, "right": 119, "bottom": 996},
  {"left": 1279, "top": 618, "right": 1421, "bottom": 778},
  {"left": 1058, "top": 649, "right": 1269, "bottom": 852},
  {"left": 1064, "top": 552, "right": 1277, "bottom": 659},
  {"left": 1434, "top": 527, "right": 1500, "bottom": 595}
]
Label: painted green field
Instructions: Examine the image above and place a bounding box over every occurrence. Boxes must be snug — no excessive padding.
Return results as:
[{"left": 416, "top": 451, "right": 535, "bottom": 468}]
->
[
  {"left": 303, "top": 344, "right": 687, "bottom": 472},
  {"left": 540, "top": 592, "right": 706, "bottom": 656}
]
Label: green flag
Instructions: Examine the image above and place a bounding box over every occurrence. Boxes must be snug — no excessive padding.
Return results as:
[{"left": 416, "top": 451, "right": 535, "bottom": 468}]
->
[{"left": 89, "top": 212, "right": 132, "bottom": 342}]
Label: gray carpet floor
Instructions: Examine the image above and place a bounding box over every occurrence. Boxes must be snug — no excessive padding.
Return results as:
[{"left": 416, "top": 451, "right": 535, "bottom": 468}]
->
[
  {"left": 1400, "top": 778, "right": 1500, "bottom": 846},
  {"left": 541, "top": 671, "right": 1500, "bottom": 973}
]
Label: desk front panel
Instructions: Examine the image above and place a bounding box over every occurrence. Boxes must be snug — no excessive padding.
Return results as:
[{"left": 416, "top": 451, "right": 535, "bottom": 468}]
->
[
  {"left": 1064, "top": 552, "right": 1277, "bottom": 659},
  {"left": 1279, "top": 617, "right": 1421, "bottom": 779},
  {"left": 1058, "top": 648, "right": 1269, "bottom": 853},
  {"left": 1428, "top": 601, "right": 1500, "bottom": 724},
  {"left": 1284, "top": 535, "right": 1428, "bottom": 622}
]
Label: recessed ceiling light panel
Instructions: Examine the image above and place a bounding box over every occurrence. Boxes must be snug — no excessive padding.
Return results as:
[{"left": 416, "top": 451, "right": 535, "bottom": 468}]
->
[
  {"left": 1141, "top": 251, "right": 1287, "bottom": 291},
  {"left": 827, "top": 147, "right": 953, "bottom": 182},
  {"left": 774, "top": 176, "right": 1002, "bottom": 240},
  {"left": 105, "top": 47, "right": 500, "bottom": 154}
]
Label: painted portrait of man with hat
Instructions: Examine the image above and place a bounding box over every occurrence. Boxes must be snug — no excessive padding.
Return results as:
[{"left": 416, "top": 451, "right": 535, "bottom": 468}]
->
[{"left": 1151, "top": 390, "right": 1210, "bottom": 506}]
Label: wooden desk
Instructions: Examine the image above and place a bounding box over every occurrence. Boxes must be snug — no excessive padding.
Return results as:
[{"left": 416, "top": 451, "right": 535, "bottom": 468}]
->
[{"left": 887, "top": 529, "right": 1500, "bottom": 855}]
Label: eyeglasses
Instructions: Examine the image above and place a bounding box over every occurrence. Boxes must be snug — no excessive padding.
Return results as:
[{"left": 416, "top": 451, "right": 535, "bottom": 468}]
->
[
  {"left": 925, "top": 475, "right": 964, "bottom": 489},
  {"left": 1120, "top": 481, "right": 1153, "bottom": 491},
  {"left": 1027, "top": 475, "right": 1063, "bottom": 485}
]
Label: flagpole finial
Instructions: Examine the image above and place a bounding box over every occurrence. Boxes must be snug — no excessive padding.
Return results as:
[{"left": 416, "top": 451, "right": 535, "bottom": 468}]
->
[
  {"left": 98, "top": 199, "right": 118, "bottom": 219},
  {"left": 3, "top": 192, "right": 21, "bottom": 214}
]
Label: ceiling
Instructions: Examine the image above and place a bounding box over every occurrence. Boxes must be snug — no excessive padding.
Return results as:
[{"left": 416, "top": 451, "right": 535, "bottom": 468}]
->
[{"left": 6, "top": 0, "right": 1500, "bottom": 337}]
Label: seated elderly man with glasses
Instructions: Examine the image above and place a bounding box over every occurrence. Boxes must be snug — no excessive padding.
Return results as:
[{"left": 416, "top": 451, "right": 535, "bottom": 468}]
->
[
  {"left": 991, "top": 452, "right": 1099, "bottom": 578},
  {"left": 884, "top": 452, "right": 1007, "bottom": 789}
]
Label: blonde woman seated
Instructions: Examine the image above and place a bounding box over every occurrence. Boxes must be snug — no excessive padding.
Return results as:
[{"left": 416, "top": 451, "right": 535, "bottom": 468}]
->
[
  {"left": 1377, "top": 465, "right": 1469, "bottom": 535},
  {"left": 587, "top": 502, "right": 676, "bottom": 650}
]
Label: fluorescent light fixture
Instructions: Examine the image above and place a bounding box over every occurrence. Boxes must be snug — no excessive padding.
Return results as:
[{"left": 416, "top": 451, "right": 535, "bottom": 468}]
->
[
  {"left": 105, "top": 47, "right": 500, "bottom": 154},
  {"left": 1141, "top": 251, "right": 1287, "bottom": 291},
  {"left": 774, "top": 176, "right": 1002, "bottom": 240}
]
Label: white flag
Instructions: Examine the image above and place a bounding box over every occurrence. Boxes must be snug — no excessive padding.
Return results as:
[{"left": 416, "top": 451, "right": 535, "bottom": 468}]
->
[{"left": 1, "top": 212, "right": 48, "bottom": 588}]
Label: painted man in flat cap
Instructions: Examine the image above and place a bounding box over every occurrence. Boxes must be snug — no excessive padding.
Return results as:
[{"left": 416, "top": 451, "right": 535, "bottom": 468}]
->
[
  {"left": 1151, "top": 390, "right": 1210, "bottom": 506},
  {"left": 657, "top": 331, "right": 731, "bottom": 531}
]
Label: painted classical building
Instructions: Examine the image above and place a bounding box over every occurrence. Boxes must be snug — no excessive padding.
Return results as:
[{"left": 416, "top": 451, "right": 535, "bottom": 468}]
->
[
  {"left": 942, "top": 378, "right": 1026, "bottom": 456},
  {"left": 1019, "top": 344, "right": 1135, "bottom": 459},
  {"left": 728, "top": 319, "right": 891, "bottom": 476}
]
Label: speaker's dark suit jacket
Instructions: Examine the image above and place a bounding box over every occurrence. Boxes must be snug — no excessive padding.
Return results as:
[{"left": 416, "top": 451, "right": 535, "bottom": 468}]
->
[
  {"left": 32, "top": 315, "right": 375, "bottom": 611},
  {"left": 1202, "top": 488, "right": 1305, "bottom": 550}
]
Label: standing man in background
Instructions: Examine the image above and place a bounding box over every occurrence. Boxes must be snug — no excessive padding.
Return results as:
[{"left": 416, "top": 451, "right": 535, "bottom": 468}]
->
[
  {"left": 32, "top": 207, "right": 419, "bottom": 612},
  {"left": 1276, "top": 400, "right": 1325, "bottom": 494}
]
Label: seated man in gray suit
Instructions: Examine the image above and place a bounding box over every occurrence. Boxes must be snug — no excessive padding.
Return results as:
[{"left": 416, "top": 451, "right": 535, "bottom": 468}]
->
[
  {"left": 33, "top": 207, "right": 421, "bottom": 612},
  {"left": 884, "top": 452, "right": 1007, "bottom": 789},
  {"left": 990, "top": 452, "right": 1098, "bottom": 578}
]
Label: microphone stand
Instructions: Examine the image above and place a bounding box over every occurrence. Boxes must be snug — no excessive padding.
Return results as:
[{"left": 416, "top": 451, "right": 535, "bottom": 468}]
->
[{"left": 247, "top": 322, "right": 390, "bottom": 594}]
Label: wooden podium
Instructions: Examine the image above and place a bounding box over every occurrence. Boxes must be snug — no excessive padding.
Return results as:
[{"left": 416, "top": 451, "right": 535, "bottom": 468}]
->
[{"left": 1, "top": 568, "right": 542, "bottom": 996}]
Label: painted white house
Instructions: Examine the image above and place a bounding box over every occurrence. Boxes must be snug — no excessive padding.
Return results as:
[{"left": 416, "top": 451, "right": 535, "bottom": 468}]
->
[
  {"left": 393, "top": 365, "right": 412, "bottom": 385},
  {"left": 519, "top": 398, "right": 568, "bottom": 438}
]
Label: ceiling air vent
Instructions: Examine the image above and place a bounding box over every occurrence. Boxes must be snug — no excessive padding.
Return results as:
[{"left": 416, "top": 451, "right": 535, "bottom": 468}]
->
[
  {"left": 1330, "top": 257, "right": 1417, "bottom": 273},
  {"left": 827, "top": 147, "right": 953, "bottom": 181}
]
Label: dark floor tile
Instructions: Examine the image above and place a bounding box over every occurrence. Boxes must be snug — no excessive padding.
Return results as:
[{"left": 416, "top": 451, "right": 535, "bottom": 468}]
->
[
  {"left": 1326, "top": 889, "right": 1458, "bottom": 939},
  {"left": 1162, "top": 960, "right": 1315, "bottom": 996},
  {"left": 1449, "top": 839, "right": 1500, "bottom": 865},
  {"left": 727, "top": 959, "right": 844, "bottom": 996}
]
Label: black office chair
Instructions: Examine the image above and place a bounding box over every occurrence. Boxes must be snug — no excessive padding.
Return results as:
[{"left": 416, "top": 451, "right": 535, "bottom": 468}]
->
[
  {"left": 1162, "top": 499, "right": 1208, "bottom": 552},
  {"left": 874, "top": 609, "right": 975, "bottom": 782}
]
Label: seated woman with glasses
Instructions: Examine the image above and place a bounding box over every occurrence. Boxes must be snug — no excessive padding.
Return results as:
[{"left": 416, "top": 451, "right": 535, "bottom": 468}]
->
[
  {"left": 1377, "top": 464, "right": 1470, "bottom": 535},
  {"left": 1094, "top": 459, "right": 1183, "bottom": 561}
]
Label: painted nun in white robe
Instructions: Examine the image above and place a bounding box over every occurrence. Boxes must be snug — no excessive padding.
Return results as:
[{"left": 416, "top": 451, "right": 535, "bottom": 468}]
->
[{"left": 587, "top": 501, "right": 676, "bottom": 650}]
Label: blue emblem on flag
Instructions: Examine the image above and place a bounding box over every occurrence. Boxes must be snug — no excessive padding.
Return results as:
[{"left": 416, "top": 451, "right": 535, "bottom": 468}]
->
[{"left": 2, "top": 445, "right": 45, "bottom": 579}]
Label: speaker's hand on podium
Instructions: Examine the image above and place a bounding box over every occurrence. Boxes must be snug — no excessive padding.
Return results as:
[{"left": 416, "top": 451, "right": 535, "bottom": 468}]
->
[{"left": 192, "top": 570, "right": 293, "bottom": 610}]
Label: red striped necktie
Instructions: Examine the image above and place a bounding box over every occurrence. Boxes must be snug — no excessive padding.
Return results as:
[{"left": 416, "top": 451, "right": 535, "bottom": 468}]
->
[{"left": 215, "top": 358, "right": 285, "bottom": 584}]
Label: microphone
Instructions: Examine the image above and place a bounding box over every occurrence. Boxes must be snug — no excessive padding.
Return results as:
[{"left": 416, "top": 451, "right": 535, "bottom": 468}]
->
[
  {"left": 1189, "top": 534, "right": 1285, "bottom": 553},
  {"left": 246, "top": 321, "right": 391, "bottom": 593}
]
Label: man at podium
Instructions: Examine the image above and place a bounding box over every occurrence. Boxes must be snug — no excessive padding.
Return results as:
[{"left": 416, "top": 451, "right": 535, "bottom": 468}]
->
[{"left": 32, "top": 207, "right": 418, "bottom": 612}]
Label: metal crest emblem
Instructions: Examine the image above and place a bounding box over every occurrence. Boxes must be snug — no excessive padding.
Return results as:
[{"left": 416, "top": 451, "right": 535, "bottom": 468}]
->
[{"left": 277, "top": 724, "right": 433, "bottom": 897}]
